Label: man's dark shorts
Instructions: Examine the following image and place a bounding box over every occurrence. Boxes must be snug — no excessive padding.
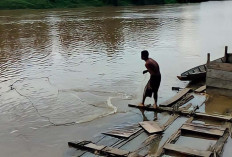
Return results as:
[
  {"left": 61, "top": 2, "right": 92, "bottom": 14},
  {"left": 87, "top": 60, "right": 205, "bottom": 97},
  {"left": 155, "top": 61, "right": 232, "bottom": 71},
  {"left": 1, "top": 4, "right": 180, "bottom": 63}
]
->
[{"left": 144, "top": 74, "right": 161, "bottom": 97}]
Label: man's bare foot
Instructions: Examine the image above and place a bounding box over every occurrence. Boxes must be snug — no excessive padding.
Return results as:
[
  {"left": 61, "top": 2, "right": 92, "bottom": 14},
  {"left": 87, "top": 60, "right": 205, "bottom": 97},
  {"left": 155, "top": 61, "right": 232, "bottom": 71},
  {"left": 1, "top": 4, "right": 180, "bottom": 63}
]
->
[
  {"left": 139, "top": 103, "right": 144, "bottom": 107},
  {"left": 153, "top": 103, "right": 158, "bottom": 109}
]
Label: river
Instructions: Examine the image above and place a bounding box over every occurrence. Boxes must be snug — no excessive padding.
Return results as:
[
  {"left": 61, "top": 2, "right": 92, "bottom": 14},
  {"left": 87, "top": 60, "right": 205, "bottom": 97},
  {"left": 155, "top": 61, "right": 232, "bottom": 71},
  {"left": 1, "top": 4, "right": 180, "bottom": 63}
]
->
[{"left": 0, "top": 1, "right": 232, "bottom": 156}]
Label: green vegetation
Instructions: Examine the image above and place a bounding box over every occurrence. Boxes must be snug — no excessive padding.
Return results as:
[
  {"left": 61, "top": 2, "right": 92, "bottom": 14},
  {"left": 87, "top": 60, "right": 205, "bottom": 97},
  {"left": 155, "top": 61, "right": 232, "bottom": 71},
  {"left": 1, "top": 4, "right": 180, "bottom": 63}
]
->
[{"left": 0, "top": 0, "right": 177, "bottom": 10}]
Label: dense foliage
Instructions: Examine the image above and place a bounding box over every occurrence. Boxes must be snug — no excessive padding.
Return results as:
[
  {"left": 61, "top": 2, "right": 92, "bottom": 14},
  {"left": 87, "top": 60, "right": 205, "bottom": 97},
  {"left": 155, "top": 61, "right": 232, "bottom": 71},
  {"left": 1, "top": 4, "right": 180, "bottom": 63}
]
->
[{"left": 0, "top": 0, "right": 177, "bottom": 10}]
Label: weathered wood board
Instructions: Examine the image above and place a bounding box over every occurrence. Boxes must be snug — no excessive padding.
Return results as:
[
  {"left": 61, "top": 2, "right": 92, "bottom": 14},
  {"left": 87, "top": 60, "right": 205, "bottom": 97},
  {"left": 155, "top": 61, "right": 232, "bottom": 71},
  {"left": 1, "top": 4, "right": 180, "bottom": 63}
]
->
[
  {"left": 195, "top": 85, "right": 206, "bottom": 93},
  {"left": 69, "top": 141, "right": 130, "bottom": 157},
  {"left": 103, "top": 124, "right": 142, "bottom": 138},
  {"left": 128, "top": 104, "right": 173, "bottom": 112},
  {"left": 195, "top": 112, "right": 232, "bottom": 121},
  {"left": 164, "top": 143, "right": 212, "bottom": 157},
  {"left": 102, "top": 147, "right": 129, "bottom": 156},
  {"left": 181, "top": 123, "right": 225, "bottom": 137},
  {"left": 84, "top": 143, "right": 106, "bottom": 151},
  {"left": 207, "top": 62, "right": 232, "bottom": 72},
  {"left": 210, "top": 130, "right": 230, "bottom": 155},
  {"left": 139, "top": 121, "right": 163, "bottom": 134},
  {"left": 155, "top": 130, "right": 182, "bottom": 157},
  {"left": 161, "top": 114, "right": 179, "bottom": 130},
  {"left": 179, "top": 103, "right": 192, "bottom": 111},
  {"left": 207, "top": 69, "right": 232, "bottom": 81},
  {"left": 207, "top": 62, "right": 232, "bottom": 90},
  {"left": 207, "top": 77, "right": 232, "bottom": 90},
  {"left": 160, "top": 88, "right": 191, "bottom": 107}
]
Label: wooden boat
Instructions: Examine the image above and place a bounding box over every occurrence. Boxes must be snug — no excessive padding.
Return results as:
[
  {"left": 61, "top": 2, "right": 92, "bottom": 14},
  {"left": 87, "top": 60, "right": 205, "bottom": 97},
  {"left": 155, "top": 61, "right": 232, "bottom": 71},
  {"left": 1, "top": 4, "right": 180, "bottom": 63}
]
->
[{"left": 177, "top": 57, "right": 224, "bottom": 82}]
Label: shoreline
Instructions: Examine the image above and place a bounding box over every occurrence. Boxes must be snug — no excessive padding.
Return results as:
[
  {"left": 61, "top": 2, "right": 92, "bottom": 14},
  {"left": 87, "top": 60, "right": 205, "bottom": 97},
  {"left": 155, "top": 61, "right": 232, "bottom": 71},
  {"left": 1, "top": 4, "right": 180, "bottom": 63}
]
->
[{"left": 0, "top": 0, "right": 211, "bottom": 10}]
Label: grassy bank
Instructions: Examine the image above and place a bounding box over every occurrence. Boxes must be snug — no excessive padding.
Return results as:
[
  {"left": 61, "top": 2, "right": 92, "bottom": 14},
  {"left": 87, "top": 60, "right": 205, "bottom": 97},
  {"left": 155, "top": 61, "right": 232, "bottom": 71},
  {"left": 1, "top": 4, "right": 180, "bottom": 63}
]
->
[{"left": 0, "top": 0, "right": 177, "bottom": 10}]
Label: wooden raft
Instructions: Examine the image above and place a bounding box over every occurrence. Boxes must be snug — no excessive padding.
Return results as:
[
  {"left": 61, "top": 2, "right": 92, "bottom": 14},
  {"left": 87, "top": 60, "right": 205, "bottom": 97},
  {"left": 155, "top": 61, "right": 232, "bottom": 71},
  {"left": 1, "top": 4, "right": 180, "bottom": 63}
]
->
[
  {"left": 68, "top": 114, "right": 180, "bottom": 157},
  {"left": 156, "top": 119, "right": 229, "bottom": 157},
  {"left": 160, "top": 88, "right": 191, "bottom": 107}
]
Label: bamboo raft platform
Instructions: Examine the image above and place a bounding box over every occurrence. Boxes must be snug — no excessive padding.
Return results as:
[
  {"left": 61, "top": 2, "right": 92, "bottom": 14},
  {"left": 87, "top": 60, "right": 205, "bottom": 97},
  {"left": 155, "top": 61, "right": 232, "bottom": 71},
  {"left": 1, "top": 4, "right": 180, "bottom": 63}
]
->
[{"left": 68, "top": 87, "right": 232, "bottom": 157}]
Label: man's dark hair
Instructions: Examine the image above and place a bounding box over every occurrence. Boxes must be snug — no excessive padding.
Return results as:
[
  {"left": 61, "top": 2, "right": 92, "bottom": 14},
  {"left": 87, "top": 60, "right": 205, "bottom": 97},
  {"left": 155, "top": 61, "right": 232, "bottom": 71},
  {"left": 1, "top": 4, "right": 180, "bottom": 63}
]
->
[{"left": 141, "top": 50, "right": 149, "bottom": 58}]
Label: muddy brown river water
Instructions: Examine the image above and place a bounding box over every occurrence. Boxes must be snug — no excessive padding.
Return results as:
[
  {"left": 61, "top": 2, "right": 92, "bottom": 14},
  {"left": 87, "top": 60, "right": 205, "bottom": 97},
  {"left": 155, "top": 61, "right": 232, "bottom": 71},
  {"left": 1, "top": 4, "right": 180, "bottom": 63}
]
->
[{"left": 1, "top": 1, "right": 232, "bottom": 157}]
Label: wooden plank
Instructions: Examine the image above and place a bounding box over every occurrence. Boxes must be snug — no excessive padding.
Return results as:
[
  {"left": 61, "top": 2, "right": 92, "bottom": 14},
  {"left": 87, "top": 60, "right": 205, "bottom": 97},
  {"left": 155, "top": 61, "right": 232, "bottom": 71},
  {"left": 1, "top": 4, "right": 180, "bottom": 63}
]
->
[
  {"left": 155, "top": 130, "right": 181, "bottom": 156},
  {"left": 103, "top": 124, "right": 142, "bottom": 138},
  {"left": 208, "top": 62, "right": 232, "bottom": 72},
  {"left": 155, "top": 117, "right": 194, "bottom": 157},
  {"left": 181, "top": 123, "right": 225, "bottom": 137},
  {"left": 207, "top": 69, "right": 232, "bottom": 81},
  {"left": 128, "top": 104, "right": 173, "bottom": 113},
  {"left": 160, "top": 88, "right": 191, "bottom": 107},
  {"left": 134, "top": 115, "right": 179, "bottom": 155},
  {"left": 195, "top": 112, "right": 232, "bottom": 121},
  {"left": 68, "top": 141, "right": 90, "bottom": 156},
  {"left": 185, "top": 123, "right": 226, "bottom": 131},
  {"left": 128, "top": 152, "right": 143, "bottom": 157},
  {"left": 164, "top": 143, "right": 212, "bottom": 157},
  {"left": 84, "top": 143, "right": 106, "bottom": 151},
  {"left": 173, "top": 95, "right": 194, "bottom": 110},
  {"left": 139, "top": 121, "right": 163, "bottom": 134},
  {"left": 162, "top": 114, "right": 179, "bottom": 130},
  {"left": 209, "top": 130, "right": 230, "bottom": 155},
  {"left": 195, "top": 85, "right": 206, "bottom": 93},
  {"left": 69, "top": 141, "right": 130, "bottom": 157},
  {"left": 112, "top": 129, "right": 144, "bottom": 149},
  {"left": 102, "top": 147, "right": 129, "bottom": 156},
  {"left": 68, "top": 140, "right": 91, "bottom": 148},
  {"left": 179, "top": 103, "right": 192, "bottom": 111},
  {"left": 206, "top": 77, "right": 232, "bottom": 90},
  {"left": 96, "top": 135, "right": 121, "bottom": 147}
]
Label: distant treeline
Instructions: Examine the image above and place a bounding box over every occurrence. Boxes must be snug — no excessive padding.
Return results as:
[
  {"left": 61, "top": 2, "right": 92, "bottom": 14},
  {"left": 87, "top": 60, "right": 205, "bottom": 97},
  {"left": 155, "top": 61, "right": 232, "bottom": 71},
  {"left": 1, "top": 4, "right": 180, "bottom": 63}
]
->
[{"left": 0, "top": 0, "right": 179, "bottom": 10}]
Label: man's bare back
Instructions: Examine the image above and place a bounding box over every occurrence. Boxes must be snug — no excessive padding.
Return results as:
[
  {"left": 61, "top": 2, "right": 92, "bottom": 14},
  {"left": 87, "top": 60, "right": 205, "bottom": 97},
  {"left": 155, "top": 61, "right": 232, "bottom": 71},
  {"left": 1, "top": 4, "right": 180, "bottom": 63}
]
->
[{"left": 145, "top": 58, "right": 160, "bottom": 76}]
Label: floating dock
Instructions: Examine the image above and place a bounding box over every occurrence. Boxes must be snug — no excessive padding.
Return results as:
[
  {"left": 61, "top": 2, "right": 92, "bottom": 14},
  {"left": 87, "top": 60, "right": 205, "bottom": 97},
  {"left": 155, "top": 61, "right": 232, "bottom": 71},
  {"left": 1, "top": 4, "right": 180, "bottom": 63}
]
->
[{"left": 68, "top": 87, "right": 232, "bottom": 156}]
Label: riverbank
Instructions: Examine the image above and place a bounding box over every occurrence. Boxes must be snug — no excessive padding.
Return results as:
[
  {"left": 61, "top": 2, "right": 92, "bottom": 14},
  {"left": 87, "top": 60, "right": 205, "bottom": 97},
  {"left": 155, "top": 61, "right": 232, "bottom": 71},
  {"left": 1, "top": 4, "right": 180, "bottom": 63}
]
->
[{"left": 0, "top": 0, "right": 177, "bottom": 10}]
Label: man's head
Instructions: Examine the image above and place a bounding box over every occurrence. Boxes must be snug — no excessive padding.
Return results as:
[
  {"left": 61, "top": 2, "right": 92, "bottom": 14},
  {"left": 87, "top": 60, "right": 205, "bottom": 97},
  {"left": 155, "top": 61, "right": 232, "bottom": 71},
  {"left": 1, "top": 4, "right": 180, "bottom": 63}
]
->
[{"left": 141, "top": 50, "right": 149, "bottom": 61}]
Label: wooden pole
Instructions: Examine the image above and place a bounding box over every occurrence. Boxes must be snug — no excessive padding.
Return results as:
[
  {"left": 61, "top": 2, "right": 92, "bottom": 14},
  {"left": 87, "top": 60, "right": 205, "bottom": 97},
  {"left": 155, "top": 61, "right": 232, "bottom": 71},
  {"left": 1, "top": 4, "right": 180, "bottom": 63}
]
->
[
  {"left": 207, "top": 53, "right": 210, "bottom": 64},
  {"left": 225, "top": 46, "right": 228, "bottom": 63}
]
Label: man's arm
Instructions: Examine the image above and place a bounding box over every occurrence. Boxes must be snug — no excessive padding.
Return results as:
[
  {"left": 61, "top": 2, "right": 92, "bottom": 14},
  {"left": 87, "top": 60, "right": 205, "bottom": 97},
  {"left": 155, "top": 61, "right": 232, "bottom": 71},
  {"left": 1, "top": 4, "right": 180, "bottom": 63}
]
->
[{"left": 143, "top": 70, "right": 148, "bottom": 74}]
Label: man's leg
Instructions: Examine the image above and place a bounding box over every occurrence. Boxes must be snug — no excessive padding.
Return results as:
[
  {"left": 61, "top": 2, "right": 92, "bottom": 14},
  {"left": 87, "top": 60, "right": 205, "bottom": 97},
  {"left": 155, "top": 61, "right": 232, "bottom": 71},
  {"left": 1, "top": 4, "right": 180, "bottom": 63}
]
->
[
  {"left": 141, "top": 81, "right": 150, "bottom": 106},
  {"left": 153, "top": 91, "right": 158, "bottom": 104},
  {"left": 151, "top": 75, "right": 161, "bottom": 108},
  {"left": 153, "top": 91, "right": 158, "bottom": 108}
]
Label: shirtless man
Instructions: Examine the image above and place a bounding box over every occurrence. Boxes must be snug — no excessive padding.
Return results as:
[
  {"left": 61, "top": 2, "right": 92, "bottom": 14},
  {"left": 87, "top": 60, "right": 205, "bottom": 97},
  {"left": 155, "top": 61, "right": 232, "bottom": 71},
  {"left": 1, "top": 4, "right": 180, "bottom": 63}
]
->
[{"left": 141, "top": 50, "right": 161, "bottom": 108}]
